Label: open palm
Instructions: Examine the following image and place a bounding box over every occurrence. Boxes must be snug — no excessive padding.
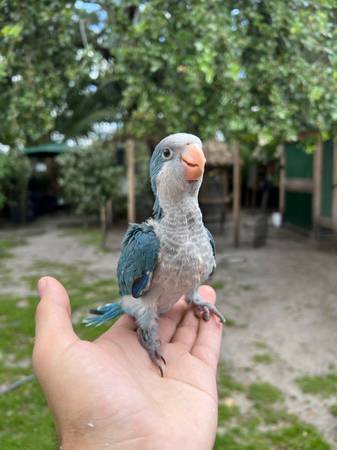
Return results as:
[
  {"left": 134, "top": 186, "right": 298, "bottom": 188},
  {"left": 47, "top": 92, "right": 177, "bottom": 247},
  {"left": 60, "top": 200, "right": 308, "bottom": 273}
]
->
[{"left": 33, "top": 277, "right": 223, "bottom": 450}]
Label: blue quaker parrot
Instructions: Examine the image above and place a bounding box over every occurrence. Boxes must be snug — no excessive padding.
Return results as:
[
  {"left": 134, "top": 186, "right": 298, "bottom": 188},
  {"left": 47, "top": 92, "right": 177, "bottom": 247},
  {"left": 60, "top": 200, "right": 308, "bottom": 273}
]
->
[{"left": 85, "top": 133, "right": 225, "bottom": 376}]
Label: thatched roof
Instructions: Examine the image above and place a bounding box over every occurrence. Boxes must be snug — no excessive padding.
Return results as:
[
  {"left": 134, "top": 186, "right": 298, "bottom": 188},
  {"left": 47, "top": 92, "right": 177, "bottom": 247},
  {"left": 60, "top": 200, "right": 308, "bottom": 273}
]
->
[{"left": 203, "top": 140, "right": 234, "bottom": 166}]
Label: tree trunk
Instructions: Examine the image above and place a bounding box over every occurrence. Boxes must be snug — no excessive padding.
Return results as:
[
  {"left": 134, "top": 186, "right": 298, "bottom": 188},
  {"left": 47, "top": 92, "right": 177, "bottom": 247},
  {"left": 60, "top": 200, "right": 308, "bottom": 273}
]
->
[
  {"left": 126, "top": 139, "right": 136, "bottom": 223},
  {"left": 100, "top": 205, "right": 108, "bottom": 250},
  {"left": 106, "top": 199, "right": 113, "bottom": 229}
]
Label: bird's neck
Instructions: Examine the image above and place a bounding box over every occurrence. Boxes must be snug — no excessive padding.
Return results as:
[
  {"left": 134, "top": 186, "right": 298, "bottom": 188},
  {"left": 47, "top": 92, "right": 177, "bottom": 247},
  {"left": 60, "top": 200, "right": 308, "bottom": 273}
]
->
[{"left": 159, "top": 194, "right": 202, "bottom": 225}]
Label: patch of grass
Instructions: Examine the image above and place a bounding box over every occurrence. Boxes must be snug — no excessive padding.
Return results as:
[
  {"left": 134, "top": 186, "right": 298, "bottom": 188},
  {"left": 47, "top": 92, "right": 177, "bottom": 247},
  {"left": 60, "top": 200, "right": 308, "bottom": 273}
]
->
[
  {"left": 0, "top": 379, "right": 57, "bottom": 450},
  {"left": 210, "top": 280, "right": 225, "bottom": 290},
  {"left": 0, "top": 236, "right": 26, "bottom": 260},
  {"left": 239, "top": 283, "right": 255, "bottom": 291},
  {"left": 218, "top": 403, "right": 240, "bottom": 422},
  {"left": 248, "top": 382, "right": 284, "bottom": 405},
  {"left": 254, "top": 341, "right": 269, "bottom": 350},
  {"left": 329, "top": 404, "right": 337, "bottom": 417},
  {"left": 23, "top": 260, "right": 93, "bottom": 294},
  {"left": 253, "top": 353, "right": 273, "bottom": 365},
  {"left": 62, "top": 226, "right": 104, "bottom": 250},
  {"left": 266, "top": 422, "right": 331, "bottom": 450},
  {"left": 295, "top": 372, "right": 337, "bottom": 398},
  {"left": 225, "top": 317, "right": 237, "bottom": 327},
  {"left": 217, "top": 364, "right": 245, "bottom": 398},
  {"left": 0, "top": 294, "right": 36, "bottom": 360},
  {"left": 215, "top": 401, "right": 330, "bottom": 450},
  {"left": 215, "top": 421, "right": 330, "bottom": 450},
  {"left": 0, "top": 265, "right": 12, "bottom": 284}
]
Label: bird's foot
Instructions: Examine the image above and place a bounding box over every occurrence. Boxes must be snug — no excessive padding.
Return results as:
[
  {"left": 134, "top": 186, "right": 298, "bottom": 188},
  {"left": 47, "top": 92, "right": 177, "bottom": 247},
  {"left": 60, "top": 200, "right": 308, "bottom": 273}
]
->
[
  {"left": 188, "top": 293, "right": 226, "bottom": 324},
  {"left": 137, "top": 328, "right": 166, "bottom": 377}
]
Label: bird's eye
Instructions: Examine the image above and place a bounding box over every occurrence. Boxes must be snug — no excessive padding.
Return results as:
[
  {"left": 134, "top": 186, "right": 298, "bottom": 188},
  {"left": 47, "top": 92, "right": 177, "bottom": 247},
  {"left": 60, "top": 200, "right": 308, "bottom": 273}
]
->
[{"left": 162, "top": 148, "right": 173, "bottom": 160}]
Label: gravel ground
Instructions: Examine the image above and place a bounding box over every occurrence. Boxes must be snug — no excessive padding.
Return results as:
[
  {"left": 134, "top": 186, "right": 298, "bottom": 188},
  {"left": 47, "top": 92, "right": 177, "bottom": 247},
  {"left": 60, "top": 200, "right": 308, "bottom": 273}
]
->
[{"left": 1, "top": 215, "right": 337, "bottom": 446}]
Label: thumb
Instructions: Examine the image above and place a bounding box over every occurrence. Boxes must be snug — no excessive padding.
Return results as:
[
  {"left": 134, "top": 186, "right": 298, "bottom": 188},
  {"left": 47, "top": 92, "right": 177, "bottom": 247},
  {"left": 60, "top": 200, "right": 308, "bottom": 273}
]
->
[{"left": 33, "top": 277, "right": 78, "bottom": 363}]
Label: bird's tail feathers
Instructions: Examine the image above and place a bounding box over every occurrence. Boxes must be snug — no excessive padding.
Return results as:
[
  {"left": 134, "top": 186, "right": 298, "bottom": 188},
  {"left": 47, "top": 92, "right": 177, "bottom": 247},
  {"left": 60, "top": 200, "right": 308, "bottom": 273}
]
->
[{"left": 83, "top": 301, "right": 124, "bottom": 327}]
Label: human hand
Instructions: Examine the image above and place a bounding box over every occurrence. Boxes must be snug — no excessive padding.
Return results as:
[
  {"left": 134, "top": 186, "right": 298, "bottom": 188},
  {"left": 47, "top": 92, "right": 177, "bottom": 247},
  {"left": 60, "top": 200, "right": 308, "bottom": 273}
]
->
[{"left": 33, "top": 277, "right": 223, "bottom": 450}]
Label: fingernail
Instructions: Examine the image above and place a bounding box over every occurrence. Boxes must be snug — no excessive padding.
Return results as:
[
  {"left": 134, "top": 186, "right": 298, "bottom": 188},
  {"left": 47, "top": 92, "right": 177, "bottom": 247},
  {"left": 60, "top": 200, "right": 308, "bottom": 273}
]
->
[{"left": 38, "top": 277, "right": 48, "bottom": 296}]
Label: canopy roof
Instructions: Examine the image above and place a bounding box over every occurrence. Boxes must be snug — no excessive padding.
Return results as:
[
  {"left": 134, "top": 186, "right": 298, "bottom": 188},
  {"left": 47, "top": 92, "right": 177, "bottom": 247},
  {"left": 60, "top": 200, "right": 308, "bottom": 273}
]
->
[{"left": 203, "top": 140, "right": 234, "bottom": 167}]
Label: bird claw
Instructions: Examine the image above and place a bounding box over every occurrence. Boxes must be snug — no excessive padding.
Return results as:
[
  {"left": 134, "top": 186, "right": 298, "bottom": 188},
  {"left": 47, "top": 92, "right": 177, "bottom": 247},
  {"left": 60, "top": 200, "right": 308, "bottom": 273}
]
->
[
  {"left": 137, "top": 328, "right": 166, "bottom": 377},
  {"left": 191, "top": 299, "right": 226, "bottom": 324}
]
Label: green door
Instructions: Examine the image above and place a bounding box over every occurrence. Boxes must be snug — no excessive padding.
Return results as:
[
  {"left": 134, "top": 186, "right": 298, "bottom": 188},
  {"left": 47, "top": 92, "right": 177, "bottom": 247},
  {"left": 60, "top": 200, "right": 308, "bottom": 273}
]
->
[
  {"left": 321, "top": 140, "right": 333, "bottom": 218},
  {"left": 284, "top": 142, "right": 313, "bottom": 230}
]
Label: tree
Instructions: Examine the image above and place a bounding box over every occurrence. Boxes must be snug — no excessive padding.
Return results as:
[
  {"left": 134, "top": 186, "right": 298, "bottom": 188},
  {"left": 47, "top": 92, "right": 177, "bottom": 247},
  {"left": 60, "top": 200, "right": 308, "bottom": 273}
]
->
[
  {"left": 0, "top": 1, "right": 93, "bottom": 146},
  {"left": 0, "top": 149, "right": 32, "bottom": 221},
  {"left": 102, "top": 0, "right": 337, "bottom": 144},
  {"left": 2, "top": 1, "right": 337, "bottom": 151},
  {"left": 57, "top": 143, "right": 124, "bottom": 248}
]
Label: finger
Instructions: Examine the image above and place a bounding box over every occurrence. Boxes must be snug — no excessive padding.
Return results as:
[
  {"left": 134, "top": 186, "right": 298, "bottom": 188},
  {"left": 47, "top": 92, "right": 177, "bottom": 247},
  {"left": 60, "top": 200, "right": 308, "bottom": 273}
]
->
[
  {"left": 34, "top": 277, "right": 78, "bottom": 360},
  {"left": 171, "top": 306, "right": 199, "bottom": 350},
  {"left": 158, "top": 298, "right": 189, "bottom": 343},
  {"left": 191, "top": 286, "right": 223, "bottom": 372}
]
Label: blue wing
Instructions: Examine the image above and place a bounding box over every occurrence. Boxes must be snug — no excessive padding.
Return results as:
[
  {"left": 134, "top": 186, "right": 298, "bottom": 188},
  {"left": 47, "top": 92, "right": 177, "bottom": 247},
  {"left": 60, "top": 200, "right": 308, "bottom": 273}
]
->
[
  {"left": 205, "top": 227, "right": 216, "bottom": 258},
  {"left": 117, "top": 222, "right": 160, "bottom": 298},
  {"left": 205, "top": 227, "right": 216, "bottom": 277}
]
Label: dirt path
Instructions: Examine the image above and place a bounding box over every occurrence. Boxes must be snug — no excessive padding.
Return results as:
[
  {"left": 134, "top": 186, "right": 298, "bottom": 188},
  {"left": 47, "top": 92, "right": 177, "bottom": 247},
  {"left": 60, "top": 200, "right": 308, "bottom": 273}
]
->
[
  {"left": 216, "top": 230, "right": 337, "bottom": 446},
  {"left": 1, "top": 217, "right": 337, "bottom": 446}
]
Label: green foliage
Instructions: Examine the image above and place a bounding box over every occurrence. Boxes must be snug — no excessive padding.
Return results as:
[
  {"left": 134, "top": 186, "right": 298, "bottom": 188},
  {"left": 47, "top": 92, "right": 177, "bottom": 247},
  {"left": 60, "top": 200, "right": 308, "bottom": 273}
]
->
[
  {"left": 0, "top": 1, "right": 92, "bottom": 147},
  {"left": 57, "top": 144, "right": 125, "bottom": 216},
  {"left": 0, "top": 150, "right": 32, "bottom": 217},
  {"left": 0, "top": 149, "right": 32, "bottom": 198},
  {"left": 1, "top": 1, "right": 337, "bottom": 150},
  {"left": 296, "top": 372, "right": 337, "bottom": 397},
  {"left": 0, "top": 152, "right": 9, "bottom": 208},
  {"left": 80, "top": 0, "right": 337, "bottom": 143}
]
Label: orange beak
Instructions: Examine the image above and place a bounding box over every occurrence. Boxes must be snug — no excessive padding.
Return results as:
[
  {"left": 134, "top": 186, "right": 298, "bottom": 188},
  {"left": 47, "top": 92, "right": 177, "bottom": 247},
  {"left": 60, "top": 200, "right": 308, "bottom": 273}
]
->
[{"left": 181, "top": 145, "right": 206, "bottom": 181}]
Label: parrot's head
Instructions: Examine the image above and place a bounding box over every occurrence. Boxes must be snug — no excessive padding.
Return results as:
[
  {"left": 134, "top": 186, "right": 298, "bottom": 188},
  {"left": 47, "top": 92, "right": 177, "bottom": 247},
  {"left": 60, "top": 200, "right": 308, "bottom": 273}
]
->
[{"left": 150, "top": 133, "right": 206, "bottom": 218}]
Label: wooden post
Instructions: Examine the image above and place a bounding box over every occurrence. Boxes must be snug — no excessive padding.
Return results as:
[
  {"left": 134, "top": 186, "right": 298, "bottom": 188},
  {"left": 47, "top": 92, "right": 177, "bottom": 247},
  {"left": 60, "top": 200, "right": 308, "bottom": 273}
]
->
[
  {"left": 332, "top": 138, "right": 337, "bottom": 236},
  {"left": 126, "top": 139, "right": 136, "bottom": 223},
  {"left": 233, "top": 141, "right": 241, "bottom": 247},
  {"left": 279, "top": 144, "right": 285, "bottom": 217},
  {"left": 223, "top": 170, "right": 228, "bottom": 206},
  {"left": 313, "top": 138, "right": 323, "bottom": 233}
]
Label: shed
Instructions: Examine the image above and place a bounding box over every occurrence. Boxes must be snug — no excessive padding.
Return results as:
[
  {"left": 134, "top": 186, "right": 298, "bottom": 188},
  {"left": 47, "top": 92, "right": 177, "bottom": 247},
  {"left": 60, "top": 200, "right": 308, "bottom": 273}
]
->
[
  {"left": 279, "top": 138, "right": 337, "bottom": 237},
  {"left": 200, "top": 140, "right": 233, "bottom": 211},
  {"left": 199, "top": 139, "right": 241, "bottom": 245},
  {"left": 23, "top": 143, "right": 74, "bottom": 216}
]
